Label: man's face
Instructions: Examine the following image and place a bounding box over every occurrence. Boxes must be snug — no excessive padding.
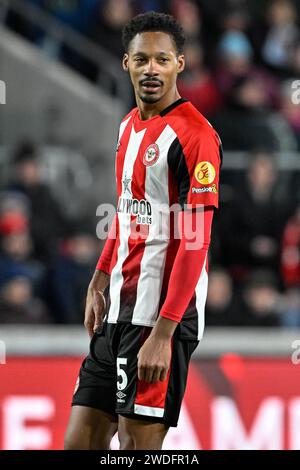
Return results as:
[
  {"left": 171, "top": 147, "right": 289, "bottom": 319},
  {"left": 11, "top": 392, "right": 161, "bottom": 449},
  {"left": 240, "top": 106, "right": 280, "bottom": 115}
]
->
[{"left": 123, "top": 31, "right": 184, "bottom": 104}]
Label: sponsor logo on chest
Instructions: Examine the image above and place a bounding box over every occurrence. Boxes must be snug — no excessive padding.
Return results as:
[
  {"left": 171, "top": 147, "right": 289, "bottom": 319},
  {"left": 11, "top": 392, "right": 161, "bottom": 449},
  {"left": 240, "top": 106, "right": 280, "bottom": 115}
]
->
[{"left": 117, "top": 197, "right": 152, "bottom": 225}]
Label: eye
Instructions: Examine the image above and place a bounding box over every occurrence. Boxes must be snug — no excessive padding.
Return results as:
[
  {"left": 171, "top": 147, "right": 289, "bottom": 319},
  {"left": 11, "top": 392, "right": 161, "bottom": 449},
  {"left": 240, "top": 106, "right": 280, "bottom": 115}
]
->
[
  {"left": 159, "top": 58, "right": 169, "bottom": 63},
  {"left": 134, "top": 58, "right": 145, "bottom": 63}
]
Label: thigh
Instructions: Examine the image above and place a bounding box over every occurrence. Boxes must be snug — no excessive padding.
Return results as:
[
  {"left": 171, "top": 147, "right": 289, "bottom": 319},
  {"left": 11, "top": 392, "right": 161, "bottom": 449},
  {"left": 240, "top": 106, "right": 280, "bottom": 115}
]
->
[
  {"left": 118, "top": 415, "right": 169, "bottom": 450},
  {"left": 72, "top": 323, "right": 118, "bottom": 416},
  {"left": 64, "top": 405, "right": 118, "bottom": 450}
]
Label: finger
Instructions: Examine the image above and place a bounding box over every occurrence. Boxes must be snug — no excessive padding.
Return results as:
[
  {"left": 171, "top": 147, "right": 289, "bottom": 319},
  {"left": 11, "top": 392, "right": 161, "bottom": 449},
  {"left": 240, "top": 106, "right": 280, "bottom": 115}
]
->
[
  {"left": 93, "top": 308, "right": 103, "bottom": 331},
  {"left": 151, "top": 369, "right": 161, "bottom": 384},
  {"left": 93, "top": 311, "right": 103, "bottom": 331},
  {"left": 138, "top": 364, "right": 154, "bottom": 383},
  {"left": 93, "top": 296, "right": 105, "bottom": 329},
  {"left": 93, "top": 305, "right": 104, "bottom": 329},
  {"left": 144, "top": 367, "right": 154, "bottom": 384},
  {"left": 84, "top": 313, "right": 93, "bottom": 337},
  {"left": 159, "top": 368, "right": 168, "bottom": 382},
  {"left": 93, "top": 320, "right": 103, "bottom": 333},
  {"left": 88, "top": 326, "right": 94, "bottom": 338},
  {"left": 84, "top": 321, "right": 94, "bottom": 338},
  {"left": 138, "top": 365, "right": 145, "bottom": 382}
]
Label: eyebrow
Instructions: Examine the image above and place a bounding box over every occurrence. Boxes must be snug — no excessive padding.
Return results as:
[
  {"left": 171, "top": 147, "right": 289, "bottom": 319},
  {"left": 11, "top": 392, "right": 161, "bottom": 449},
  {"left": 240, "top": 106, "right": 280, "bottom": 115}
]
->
[{"left": 132, "top": 51, "right": 171, "bottom": 57}]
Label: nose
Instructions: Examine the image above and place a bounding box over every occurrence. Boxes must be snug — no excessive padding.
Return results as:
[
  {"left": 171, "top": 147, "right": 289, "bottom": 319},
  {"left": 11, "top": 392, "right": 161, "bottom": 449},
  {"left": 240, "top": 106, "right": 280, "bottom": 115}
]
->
[{"left": 144, "top": 58, "right": 159, "bottom": 76}]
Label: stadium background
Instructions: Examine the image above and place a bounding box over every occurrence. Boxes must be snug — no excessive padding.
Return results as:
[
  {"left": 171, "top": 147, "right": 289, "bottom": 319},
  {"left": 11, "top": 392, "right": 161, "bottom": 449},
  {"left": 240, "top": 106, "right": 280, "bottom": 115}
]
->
[{"left": 0, "top": 0, "right": 300, "bottom": 450}]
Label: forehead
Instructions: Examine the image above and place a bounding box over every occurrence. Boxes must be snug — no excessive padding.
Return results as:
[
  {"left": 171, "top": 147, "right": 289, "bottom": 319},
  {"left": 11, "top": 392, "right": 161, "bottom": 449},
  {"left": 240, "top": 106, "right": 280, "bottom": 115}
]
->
[{"left": 128, "top": 31, "right": 177, "bottom": 55}]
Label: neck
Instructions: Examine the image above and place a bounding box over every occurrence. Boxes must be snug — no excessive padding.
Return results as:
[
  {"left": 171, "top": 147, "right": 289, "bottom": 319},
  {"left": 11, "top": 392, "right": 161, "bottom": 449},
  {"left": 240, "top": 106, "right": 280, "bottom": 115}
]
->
[{"left": 136, "top": 87, "right": 181, "bottom": 120}]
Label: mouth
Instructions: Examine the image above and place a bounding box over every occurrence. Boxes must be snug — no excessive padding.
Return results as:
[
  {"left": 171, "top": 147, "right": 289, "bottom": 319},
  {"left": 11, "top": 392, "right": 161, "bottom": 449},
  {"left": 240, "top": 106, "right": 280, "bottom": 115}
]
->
[{"left": 140, "top": 80, "right": 162, "bottom": 93}]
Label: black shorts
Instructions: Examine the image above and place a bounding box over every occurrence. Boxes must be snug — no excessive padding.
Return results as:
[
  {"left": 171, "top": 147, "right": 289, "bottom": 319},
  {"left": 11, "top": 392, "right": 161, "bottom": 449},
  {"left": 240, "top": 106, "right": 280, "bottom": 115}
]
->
[{"left": 71, "top": 321, "right": 199, "bottom": 427}]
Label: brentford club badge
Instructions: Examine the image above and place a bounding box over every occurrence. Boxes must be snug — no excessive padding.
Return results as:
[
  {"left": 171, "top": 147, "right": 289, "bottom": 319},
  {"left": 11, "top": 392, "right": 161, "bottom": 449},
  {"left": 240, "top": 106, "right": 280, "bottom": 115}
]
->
[{"left": 143, "top": 143, "right": 160, "bottom": 167}]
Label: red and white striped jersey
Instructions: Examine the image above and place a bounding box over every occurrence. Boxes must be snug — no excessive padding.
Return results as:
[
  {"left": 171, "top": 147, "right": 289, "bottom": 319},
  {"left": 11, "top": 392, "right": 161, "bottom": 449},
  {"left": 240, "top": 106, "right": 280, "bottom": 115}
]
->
[{"left": 98, "top": 98, "right": 222, "bottom": 340}]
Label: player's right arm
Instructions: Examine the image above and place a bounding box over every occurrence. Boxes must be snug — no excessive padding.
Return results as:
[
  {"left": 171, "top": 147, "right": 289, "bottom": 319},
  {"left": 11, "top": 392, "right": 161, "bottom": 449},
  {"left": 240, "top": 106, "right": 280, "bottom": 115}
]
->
[
  {"left": 84, "top": 270, "right": 109, "bottom": 338},
  {"left": 84, "top": 215, "right": 118, "bottom": 337}
]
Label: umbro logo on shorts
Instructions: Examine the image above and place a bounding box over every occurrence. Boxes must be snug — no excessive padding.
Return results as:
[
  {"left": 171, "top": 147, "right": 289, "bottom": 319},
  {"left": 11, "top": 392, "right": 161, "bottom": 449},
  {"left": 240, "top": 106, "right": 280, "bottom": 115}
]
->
[{"left": 116, "top": 390, "right": 126, "bottom": 403}]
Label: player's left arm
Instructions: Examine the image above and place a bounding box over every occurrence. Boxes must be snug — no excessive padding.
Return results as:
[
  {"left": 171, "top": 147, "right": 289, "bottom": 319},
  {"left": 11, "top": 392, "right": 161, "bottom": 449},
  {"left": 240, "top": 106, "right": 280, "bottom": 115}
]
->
[
  {"left": 137, "top": 127, "right": 221, "bottom": 384},
  {"left": 137, "top": 207, "right": 214, "bottom": 383}
]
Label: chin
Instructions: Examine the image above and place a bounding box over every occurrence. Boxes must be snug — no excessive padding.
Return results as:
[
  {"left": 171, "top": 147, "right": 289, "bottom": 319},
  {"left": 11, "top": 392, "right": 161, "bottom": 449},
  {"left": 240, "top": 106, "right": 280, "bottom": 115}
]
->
[{"left": 139, "top": 94, "right": 161, "bottom": 104}]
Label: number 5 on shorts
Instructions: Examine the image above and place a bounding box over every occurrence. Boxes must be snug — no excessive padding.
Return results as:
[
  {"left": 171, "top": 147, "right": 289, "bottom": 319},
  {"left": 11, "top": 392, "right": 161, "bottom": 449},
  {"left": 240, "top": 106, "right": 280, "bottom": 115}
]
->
[{"left": 117, "top": 357, "right": 128, "bottom": 391}]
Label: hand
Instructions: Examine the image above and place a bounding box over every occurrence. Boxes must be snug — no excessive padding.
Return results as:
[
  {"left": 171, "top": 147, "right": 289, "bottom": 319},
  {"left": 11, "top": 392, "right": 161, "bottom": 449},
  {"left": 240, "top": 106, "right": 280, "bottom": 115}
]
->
[
  {"left": 84, "top": 287, "right": 106, "bottom": 338},
  {"left": 84, "top": 270, "right": 109, "bottom": 338},
  {"left": 137, "top": 334, "right": 172, "bottom": 384}
]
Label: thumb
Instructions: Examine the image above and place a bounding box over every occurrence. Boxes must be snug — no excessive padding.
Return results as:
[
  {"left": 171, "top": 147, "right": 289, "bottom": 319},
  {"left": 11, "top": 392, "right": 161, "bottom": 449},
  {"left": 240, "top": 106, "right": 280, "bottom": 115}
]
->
[
  {"left": 93, "top": 291, "right": 105, "bottom": 332},
  {"left": 93, "top": 305, "right": 101, "bottom": 332}
]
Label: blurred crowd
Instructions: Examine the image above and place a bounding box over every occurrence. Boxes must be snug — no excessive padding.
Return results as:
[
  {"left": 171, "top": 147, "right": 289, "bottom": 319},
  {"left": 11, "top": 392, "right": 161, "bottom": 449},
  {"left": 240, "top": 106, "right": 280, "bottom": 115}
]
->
[
  {"left": 6, "top": 0, "right": 300, "bottom": 151},
  {"left": 1, "top": 0, "right": 300, "bottom": 327},
  {"left": 0, "top": 140, "right": 101, "bottom": 324},
  {"left": 208, "top": 151, "right": 300, "bottom": 328}
]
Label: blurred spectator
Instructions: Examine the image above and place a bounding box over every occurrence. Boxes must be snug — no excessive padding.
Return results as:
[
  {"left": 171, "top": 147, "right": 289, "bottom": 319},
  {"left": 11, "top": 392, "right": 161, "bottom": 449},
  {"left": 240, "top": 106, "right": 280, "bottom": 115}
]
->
[
  {"left": 0, "top": 210, "right": 28, "bottom": 237},
  {"left": 280, "top": 79, "right": 300, "bottom": 148},
  {"left": 216, "top": 72, "right": 278, "bottom": 150},
  {"left": 205, "top": 267, "right": 240, "bottom": 326},
  {"left": 83, "top": 0, "right": 133, "bottom": 80},
  {"left": 0, "top": 229, "right": 45, "bottom": 294},
  {"left": 262, "top": 0, "right": 299, "bottom": 73},
  {"left": 49, "top": 228, "right": 100, "bottom": 323},
  {"left": 221, "top": 151, "right": 291, "bottom": 281},
  {"left": 212, "top": 29, "right": 287, "bottom": 149},
  {"left": 89, "top": 0, "right": 133, "bottom": 59},
  {"left": 232, "top": 270, "right": 280, "bottom": 327},
  {"left": 0, "top": 275, "right": 50, "bottom": 324},
  {"left": 177, "top": 42, "right": 222, "bottom": 117},
  {"left": 281, "top": 204, "right": 300, "bottom": 287},
  {"left": 7, "top": 140, "right": 69, "bottom": 260},
  {"left": 134, "top": 0, "right": 170, "bottom": 13},
  {"left": 291, "top": 40, "right": 300, "bottom": 76},
  {"left": 171, "top": 0, "right": 202, "bottom": 44},
  {"left": 279, "top": 287, "right": 300, "bottom": 327},
  {"left": 216, "top": 29, "right": 278, "bottom": 104},
  {"left": 222, "top": 4, "right": 250, "bottom": 33}
]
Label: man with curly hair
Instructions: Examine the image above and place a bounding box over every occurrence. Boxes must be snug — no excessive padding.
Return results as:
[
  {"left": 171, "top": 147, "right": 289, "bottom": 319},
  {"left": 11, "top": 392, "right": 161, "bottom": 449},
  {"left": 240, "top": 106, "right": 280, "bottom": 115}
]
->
[{"left": 65, "top": 11, "right": 222, "bottom": 450}]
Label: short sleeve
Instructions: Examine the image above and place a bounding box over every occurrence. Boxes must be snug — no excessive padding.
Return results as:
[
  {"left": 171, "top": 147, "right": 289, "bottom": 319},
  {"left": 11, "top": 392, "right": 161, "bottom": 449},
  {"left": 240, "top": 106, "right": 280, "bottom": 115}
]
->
[{"left": 180, "top": 130, "right": 222, "bottom": 209}]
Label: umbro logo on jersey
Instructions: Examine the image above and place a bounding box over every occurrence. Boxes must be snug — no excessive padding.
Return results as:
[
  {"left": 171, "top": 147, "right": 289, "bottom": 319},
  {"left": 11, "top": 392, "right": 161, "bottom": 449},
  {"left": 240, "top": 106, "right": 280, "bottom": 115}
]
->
[{"left": 143, "top": 143, "right": 160, "bottom": 167}]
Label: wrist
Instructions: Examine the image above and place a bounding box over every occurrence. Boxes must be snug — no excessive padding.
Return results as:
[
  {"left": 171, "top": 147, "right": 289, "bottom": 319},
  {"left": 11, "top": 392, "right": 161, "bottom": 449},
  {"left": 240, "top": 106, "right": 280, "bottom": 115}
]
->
[
  {"left": 89, "top": 270, "right": 109, "bottom": 293},
  {"left": 96, "top": 289, "right": 106, "bottom": 309},
  {"left": 151, "top": 316, "right": 178, "bottom": 341}
]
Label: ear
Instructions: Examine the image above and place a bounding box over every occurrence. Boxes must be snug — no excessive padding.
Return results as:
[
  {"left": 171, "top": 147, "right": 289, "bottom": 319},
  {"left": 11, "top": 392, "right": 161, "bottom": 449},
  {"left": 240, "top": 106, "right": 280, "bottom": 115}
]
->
[
  {"left": 123, "top": 53, "right": 129, "bottom": 71},
  {"left": 177, "top": 54, "right": 185, "bottom": 75}
]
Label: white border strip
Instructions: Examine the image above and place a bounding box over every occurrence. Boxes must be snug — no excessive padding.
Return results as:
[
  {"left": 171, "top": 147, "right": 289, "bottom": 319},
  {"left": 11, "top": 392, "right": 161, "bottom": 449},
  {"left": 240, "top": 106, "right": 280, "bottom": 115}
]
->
[
  {"left": 0, "top": 325, "right": 297, "bottom": 357},
  {"left": 134, "top": 404, "right": 164, "bottom": 418}
]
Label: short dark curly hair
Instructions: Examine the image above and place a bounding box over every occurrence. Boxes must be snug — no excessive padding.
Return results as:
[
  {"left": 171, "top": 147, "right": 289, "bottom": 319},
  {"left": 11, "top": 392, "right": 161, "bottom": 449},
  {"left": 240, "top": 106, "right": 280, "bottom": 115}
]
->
[{"left": 122, "top": 11, "right": 185, "bottom": 55}]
